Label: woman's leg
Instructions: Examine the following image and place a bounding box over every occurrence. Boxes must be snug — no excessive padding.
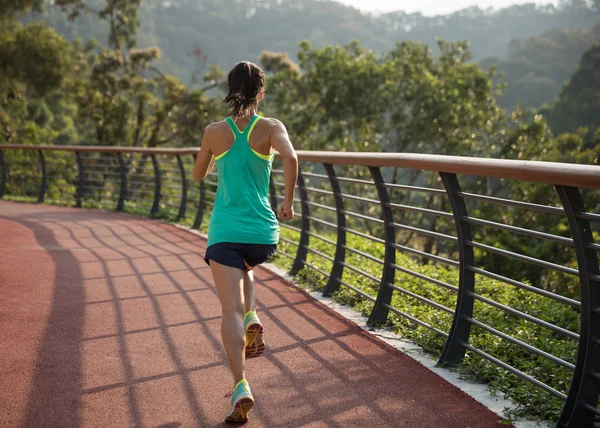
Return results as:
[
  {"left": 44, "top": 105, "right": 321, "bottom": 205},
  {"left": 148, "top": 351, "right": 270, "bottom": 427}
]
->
[
  {"left": 210, "top": 260, "right": 246, "bottom": 384},
  {"left": 243, "top": 269, "right": 255, "bottom": 314}
]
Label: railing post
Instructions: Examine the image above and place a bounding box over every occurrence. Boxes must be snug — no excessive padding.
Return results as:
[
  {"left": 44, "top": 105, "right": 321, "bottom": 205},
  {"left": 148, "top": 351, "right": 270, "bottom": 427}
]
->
[
  {"left": 323, "top": 163, "right": 346, "bottom": 297},
  {"left": 37, "top": 150, "right": 47, "bottom": 203},
  {"left": 438, "top": 172, "right": 475, "bottom": 367},
  {"left": 555, "top": 185, "right": 600, "bottom": 428},
  {"left": 176, "top": 155, "right": 188, "bottom": 221},
  {"left": 150, "top": 154, "right": 161, "bottom": 217},
  {"left": 367, "top": 166, "right": 396, "bottom": 325},
  {"left": 192, "top": 155, "right": 205, "bottom": 229},
  {"left": 116, "top": 153, "right": 127, "bottom": 212},
  {"left": 75, "top": 151, "right": 84, "bottom": 208},
  {"left": 0, "top": 150, "right": 7, "bottom": 199},
  {"left": 290, "top": 171, "right": 310, "bottom": 275}
]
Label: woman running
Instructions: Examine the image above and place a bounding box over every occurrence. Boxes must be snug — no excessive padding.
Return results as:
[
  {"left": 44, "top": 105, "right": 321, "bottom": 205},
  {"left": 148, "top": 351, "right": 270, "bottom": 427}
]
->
[{"left": 192, "top": 61, "right": 298, "bottom": 423}]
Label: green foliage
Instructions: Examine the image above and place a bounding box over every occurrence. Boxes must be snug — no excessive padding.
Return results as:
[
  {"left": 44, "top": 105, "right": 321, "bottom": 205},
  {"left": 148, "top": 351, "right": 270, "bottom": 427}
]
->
[{"left": 543, "top": 44, "right": 600, "bottom": 136}]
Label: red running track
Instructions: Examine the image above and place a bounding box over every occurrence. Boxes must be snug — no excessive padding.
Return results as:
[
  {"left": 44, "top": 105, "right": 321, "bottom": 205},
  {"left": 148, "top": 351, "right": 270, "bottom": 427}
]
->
[{"left": 0, "top": 201, "right": 510, "bottom": 428}]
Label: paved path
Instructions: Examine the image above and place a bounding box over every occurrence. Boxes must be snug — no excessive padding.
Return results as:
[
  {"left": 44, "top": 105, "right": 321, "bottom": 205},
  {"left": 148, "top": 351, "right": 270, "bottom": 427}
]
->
[{"left": 0, "top": 201, "right": 509, "bottom": 428}]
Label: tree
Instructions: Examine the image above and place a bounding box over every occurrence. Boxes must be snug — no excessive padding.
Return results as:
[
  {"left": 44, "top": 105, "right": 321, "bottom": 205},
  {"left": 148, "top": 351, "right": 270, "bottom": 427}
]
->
[
  {"left": 0, "top": 23, "right": 74, "bottom": 144},
  {"left": 543, "top": 44, "right": 600, "bottom": 136}
]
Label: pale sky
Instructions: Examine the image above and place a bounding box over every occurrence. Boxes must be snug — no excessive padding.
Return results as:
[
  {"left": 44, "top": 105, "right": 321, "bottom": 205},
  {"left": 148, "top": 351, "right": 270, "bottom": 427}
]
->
[{"left": 334, "top": 0, "right": 561, "bottom": 15}]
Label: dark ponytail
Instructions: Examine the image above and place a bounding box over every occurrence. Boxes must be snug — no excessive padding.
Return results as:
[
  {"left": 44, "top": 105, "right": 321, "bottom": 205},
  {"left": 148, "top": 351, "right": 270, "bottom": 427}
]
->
[{"left": 223, "top": 61, "right": 265, "bottom": 119}]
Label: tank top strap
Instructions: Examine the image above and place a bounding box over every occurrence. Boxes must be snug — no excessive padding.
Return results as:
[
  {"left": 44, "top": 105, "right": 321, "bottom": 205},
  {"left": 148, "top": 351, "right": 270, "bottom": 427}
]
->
[
  {"left": 224, "top": 117, "right": 242, "bottom": 138},
  {"left": 243, "top": 115, "right": 262, "bottom": 140}
]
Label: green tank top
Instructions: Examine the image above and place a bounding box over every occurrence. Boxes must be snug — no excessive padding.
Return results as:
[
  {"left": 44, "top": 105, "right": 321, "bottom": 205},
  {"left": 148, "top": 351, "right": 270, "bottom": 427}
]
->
[{"left": 207, "top": 115, "right": 280, "bottom": 247}]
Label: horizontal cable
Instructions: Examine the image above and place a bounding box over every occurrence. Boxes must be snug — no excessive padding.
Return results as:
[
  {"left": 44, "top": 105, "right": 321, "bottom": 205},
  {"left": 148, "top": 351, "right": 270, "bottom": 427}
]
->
[
  {"left": 274, "top": 250, "right": 295, "bottom": 260},
  {"left": 205, "top": 190, "right": 216, "bottom": 197},
  {"left": 469, "top": 266, "right": 580, "bottom": 308},
  {"left": 457, "top": 192, "right": 564, "bottom": 215},
  {"left": 381, "top": 183, "right": 447, "bottom": 195},
  {"left": 390, "top": 242, "right": 459, "bottom": 267},
  {"left": 391, "top": 222, "right": 458, "bottom": 242},
  {"left": 592, "top": 274, "right": 600, "bottom": 283},
  {"left": 342, "top": 210, "right": 383, "bottom": 224},
  {"left": 591, "top": 370, "right": 600, "bottom": 382},
  {"left": 85, "top": 171, "right": 121, "bottom": 178},
  {"left": 279, "top": 237, "right": 299, "bottom": 247},
  {"left": 579, "top": 212, "right": 600, "bottom": 222},
  {"left": 337, "top": 176, "right": 375, "bottom": 185},
  {"left": 304, "top": 186, "right": 334, "bottom": 196},
  {"left": 303, "top": 200, "right": 336, "bottom": 212},
  {"left": 583, "top": 403, "right": 600, "bottom": 417},
  {"left": 161, "top": 185, "right": 183, "bottom": 191},
  {"left": 299, "top": 171, "right": 327, "bottom": 180},
  {"left": 304, "top": 245, "right": 334, "bottom": 262},
  {"left": 307, "top": 231, "right": 336, "bottom": 246},
  {"left": 383, "top": 303, "right": 449, "bottom": 337},
  {"left": 302, "top": 171, "right": 374, "bottom": 185},
  {"left": 465, "top": 316, "right": 575, "bottom": 370},
  {"left": 459, "top": 340, "right": 567, "bottom": 401},
  {"left": 337, "top": 193, "right": 380, "bottom": 205},
  {"left": 391, "top": 263, "right": 458, "bottom": 292},
  {"left": 271, "top": 169, "right": 284, "bottom": 174},
  {"left": 204, "top": 180, "right": 219, "bottom": 187},
  {"left": 386, "top": 283, "right": 454, "bottom": 314},
  {"left": 306, "top": 216, "right": 338, "bottom": 229},
  {"left": 586, "top": 242, "right": 600, "bottom": 251},
  {"left": 342, "top": 227, "right": 385, "bottom": 244},
  {"left": 464, "top": 216, "right": 573, "bottom": 246},
  {"left": 305, "top": 262, "right": 330, "bottom": 278},
  {"left": 466, "top": 290, "right": 579, "bottom": 340},
  {"left": 387, "top": 202, "right": 454, "bottom": 219},
  {"left": 342, "top": 244, "right": 384, "bottom": 265},
  {"left": 126, "top": 180, "right": 153, "bottom": 187},
  {"left": 82, "top": 184, "right": 112, "bottom": 191},
  {"left": 280, "top": 223, "right": 302, "bottom": 233},
  {"left": 593, "top": 307, "right": 600, "bottom": 316},
  {"left": 467, "top": 241, "right": 579, "bottom": 277},
  {"left": 333, "top": 277, "right": 376, "bottom": 302},
  {"left": 340, "top": 262, "right": 380, "bottom": 283}
]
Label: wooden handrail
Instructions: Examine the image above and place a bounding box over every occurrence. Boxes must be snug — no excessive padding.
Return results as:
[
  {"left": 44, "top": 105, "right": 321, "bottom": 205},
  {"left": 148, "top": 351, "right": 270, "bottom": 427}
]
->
[{"left": 1, "top": 144, "right": 599, "bottom": 189}]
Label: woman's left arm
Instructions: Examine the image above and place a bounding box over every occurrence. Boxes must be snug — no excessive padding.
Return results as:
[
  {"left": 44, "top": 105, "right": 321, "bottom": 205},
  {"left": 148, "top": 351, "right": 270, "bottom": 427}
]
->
[{"left": 192, "top": 125, "right": 216, "bottom": 182}]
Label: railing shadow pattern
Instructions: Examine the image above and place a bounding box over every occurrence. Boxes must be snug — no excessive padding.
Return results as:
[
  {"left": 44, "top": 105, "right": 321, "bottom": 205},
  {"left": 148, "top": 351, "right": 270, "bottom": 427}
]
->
[{"left": 0, "top": 204, "right": 508, "bottom": 427}]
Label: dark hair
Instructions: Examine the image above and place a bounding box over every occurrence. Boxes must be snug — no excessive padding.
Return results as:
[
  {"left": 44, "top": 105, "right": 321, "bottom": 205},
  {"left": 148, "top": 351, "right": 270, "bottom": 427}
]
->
[{"left": 223, "top": 61, "right": 265, "bottom": 118}]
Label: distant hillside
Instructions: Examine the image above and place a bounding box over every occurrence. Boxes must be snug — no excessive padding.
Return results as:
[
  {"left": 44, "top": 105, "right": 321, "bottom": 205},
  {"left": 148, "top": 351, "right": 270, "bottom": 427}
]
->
[
  {"left": 23, "top": 0, "right": 599, "bottom": 108},
  {"left": 480, "top": 24, "right": 600, "bottom": 111}
]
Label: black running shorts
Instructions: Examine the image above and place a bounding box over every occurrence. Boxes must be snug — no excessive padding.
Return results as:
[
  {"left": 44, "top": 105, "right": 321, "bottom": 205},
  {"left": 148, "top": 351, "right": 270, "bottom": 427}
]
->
[{"left": 204, "top": 242, "right": 277, "bottom": 271}]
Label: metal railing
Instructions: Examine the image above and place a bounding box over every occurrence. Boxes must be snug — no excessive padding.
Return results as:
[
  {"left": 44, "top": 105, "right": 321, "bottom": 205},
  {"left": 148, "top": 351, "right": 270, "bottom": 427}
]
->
[{"left": 0, "top": 143, "right": 599, "bottom": 427}]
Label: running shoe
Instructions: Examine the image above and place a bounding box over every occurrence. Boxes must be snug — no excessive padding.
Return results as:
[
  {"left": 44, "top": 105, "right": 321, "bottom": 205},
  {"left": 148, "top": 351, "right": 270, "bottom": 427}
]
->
[
  {"left": 224, "top": 379, "right": 254, "bottom": 423},
  {"left": 244, "top": 311, "right": 265, "bottom": 359}
]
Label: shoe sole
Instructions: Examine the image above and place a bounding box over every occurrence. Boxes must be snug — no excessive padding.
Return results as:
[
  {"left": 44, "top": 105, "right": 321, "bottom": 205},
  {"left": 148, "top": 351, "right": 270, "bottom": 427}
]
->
[
  {"left": 225, "top": 397, "right": 254, "bottom": 423},
  {"left": 245, "top": 323, "right": 265, "bottom": 359}
]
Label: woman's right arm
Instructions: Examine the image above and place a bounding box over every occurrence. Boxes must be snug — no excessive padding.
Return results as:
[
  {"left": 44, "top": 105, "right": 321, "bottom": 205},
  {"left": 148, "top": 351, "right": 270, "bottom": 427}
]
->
[
  {"left": 270, "top": 120, "right": 298, "bottom": 221},
  {"left": 192, "top": 124, "right": 216, "bottom": 182}
]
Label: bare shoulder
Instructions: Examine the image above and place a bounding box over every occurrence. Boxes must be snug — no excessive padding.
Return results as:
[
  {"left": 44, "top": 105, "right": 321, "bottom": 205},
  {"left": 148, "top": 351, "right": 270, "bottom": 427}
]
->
[
  {"left": 205, "top": 120, "right": 231, "bottom": 135},
  {"left": 261, "top": 117, "right": 287, "bottom": 132}
]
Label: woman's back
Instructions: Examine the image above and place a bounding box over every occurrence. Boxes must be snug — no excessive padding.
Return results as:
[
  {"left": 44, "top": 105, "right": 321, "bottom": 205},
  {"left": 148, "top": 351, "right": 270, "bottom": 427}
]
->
[{"left": 207, "top": 114, "right": 279, "bottom": 247}]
